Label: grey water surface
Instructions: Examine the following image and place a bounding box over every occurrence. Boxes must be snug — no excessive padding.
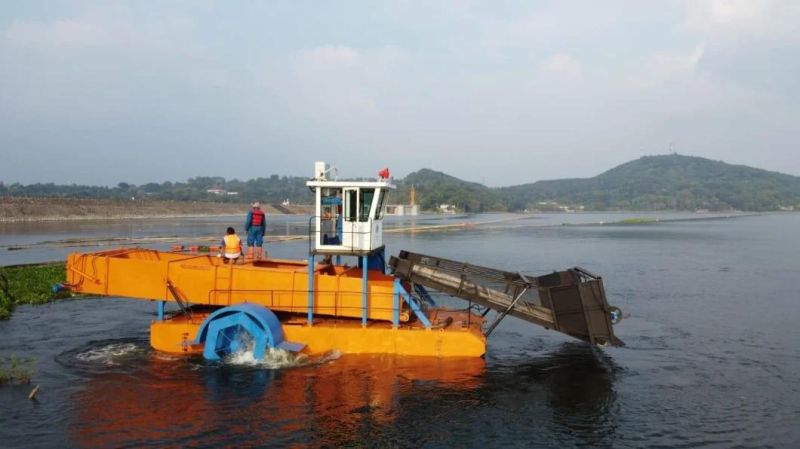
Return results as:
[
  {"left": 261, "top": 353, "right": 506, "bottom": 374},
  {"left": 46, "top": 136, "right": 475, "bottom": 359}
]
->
[{"left": 1, "top": 212, "right": 799, "bottom": 448}]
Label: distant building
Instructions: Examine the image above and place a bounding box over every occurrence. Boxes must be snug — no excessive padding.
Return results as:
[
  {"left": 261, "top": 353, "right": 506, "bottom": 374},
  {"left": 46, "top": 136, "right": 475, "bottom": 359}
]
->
[
  {"left": 535, "top": 201, "right": 579, "bottom": 212},
  {"left": 385, "top": 204, "right": 419, "bottom": 216},
  {"left": 384, "top": 184, "right": 420, "bottom": 216},
  {"left": 438, "top": 204, "right": 457, "bottom": 214},
  {"left": 207, "top": 188, "right": 226, "bottom": 195}
]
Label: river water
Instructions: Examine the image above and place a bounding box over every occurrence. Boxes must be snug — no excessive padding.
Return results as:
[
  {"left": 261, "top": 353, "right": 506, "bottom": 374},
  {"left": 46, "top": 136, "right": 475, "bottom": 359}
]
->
[{"left": 1, "top": 212, "right": 799, "bottom": 448}]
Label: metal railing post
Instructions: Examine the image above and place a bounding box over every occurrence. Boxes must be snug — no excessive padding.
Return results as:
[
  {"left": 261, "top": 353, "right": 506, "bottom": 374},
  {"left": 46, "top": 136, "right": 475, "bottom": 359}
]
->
[
  {"left": 307, "top": 254, "right": 314, "bottom": 326},
  {"left": 362, "top": 254, "right": 368, "bottom": 327},
  {"left": 392, "top": 278, "right": 400, "bottom": 328}
]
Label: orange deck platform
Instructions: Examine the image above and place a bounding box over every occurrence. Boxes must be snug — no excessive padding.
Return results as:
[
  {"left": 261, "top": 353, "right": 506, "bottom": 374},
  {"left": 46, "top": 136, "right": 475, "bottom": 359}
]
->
[
  {"left": 65, "top": 248, "right": 487, "bottom": 358},
  {"left": 67, "top": 248, "right": 408, "bottom": 323}
]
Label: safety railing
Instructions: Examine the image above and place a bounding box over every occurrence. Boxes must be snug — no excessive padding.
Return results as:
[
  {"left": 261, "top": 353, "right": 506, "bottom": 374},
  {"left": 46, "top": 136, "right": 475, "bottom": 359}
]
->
[{"left": 204, "top": 287, "right": 414, "bottom": 328}]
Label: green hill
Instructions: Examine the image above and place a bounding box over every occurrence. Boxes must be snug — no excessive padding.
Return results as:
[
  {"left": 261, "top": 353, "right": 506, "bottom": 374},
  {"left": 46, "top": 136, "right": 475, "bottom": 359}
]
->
[
  {"left": 3, "top": 154, "right": 799, "bottom": 212},
  {"left": 394, "top": 169, "right": 504, "bottom": 212},
  {"left": 499, "top": 154, "right": 800, "bottom": 211}
]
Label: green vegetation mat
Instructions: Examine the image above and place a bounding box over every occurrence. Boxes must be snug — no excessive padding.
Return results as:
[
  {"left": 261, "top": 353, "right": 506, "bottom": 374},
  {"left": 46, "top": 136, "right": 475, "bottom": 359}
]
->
[
  {"left": 0, "top": 262, "right": 67, "bottom": 320},
  {"left": 617, "top": 217, "right": 658, "bottom": 225},
  {"left": 0, "top": 355, "right": 36, "bottom": 384}
]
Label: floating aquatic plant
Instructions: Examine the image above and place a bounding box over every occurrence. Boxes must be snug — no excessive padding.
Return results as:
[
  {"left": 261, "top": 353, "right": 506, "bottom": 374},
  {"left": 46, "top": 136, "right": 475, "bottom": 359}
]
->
[
  {"left": 616, "top": 217, "right": 658, "bottom": 225},
  {"left": 0, "top": 355, "right": 36, "bottom": 385},
  {"left": 0, "top": 262, "right": 68, "bottom": 319}
]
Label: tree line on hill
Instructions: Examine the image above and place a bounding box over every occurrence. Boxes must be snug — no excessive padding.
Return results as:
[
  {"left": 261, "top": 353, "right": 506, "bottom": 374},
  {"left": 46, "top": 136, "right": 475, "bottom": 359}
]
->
[
  {"left": 390, "top": 155, "right": 800, "bottom": 212},
  {"left": 0, "top": 175, "right": 312, "bottom": 205},
  {"left": 2, "top": 155, "right": 799, "bottom": 212}
]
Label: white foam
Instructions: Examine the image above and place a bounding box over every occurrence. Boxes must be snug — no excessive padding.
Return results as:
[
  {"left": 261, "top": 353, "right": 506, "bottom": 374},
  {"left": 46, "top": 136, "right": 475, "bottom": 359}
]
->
[
  {"left": 76, "top": 342, "right": 141, "bottom": 366},
  {"left": 223, "top": 347, "right": 342, "bottom": 369},
  {"left": 317, "top": 349, "right": 342, "bottom": 364},
  {"left": 224, "top": 346, "right": 306, "bottom": 369}
]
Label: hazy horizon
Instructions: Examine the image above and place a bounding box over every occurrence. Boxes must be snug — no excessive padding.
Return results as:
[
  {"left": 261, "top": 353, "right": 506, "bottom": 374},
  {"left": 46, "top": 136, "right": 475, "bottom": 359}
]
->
[
  {"left": 1, "top": 1, "right": 799, "bottom": 187},
  {"left": 1, "top": 153, "right": 796, "bottom": 189}
]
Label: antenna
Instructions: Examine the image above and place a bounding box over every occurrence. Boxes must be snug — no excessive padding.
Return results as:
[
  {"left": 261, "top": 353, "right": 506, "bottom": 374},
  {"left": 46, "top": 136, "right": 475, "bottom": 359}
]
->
[{"left": 313, "top": 161, "right": 339, "bottom": 180}]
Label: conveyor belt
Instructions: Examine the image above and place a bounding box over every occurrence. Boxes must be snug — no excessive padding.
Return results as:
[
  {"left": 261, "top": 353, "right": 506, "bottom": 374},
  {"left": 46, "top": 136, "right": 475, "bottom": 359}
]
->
[{"left": 389, "top": 251, "right": 624, "bottom": 347}]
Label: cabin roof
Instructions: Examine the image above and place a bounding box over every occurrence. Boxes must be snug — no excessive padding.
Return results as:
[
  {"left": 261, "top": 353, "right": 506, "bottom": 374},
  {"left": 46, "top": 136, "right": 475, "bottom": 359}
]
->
[{"left": 306, "top": 180, "right": 395, "bottom": 189}]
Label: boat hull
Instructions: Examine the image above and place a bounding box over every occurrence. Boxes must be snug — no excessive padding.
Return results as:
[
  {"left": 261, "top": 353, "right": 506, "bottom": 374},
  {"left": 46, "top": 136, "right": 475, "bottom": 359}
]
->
[{"left": 151, "top": 309, "right": 486, "bottom": 358}]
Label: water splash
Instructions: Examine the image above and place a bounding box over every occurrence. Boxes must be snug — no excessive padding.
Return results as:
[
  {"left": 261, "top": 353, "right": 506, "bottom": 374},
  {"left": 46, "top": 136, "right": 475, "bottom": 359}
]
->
[
  {"left": 74, "top": 342, "right": 144, "bottom": 366},
  {"left": 223, "top": 347, "right": 342, "bottom": 369},
  {"left": 316, "top": 349, "right": 342, "bottom": 364},
  {"left": 224, "top": 346, "right": 303, "bottom": 369}
]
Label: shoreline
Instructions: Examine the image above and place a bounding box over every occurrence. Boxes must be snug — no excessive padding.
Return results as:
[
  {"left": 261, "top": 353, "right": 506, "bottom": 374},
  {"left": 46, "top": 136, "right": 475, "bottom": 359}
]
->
[
  {"left": 0, "top": 197, "right": 313, "bottom": 222},
  {"left": 0, "top": 212, "right": 268, "bottom": 223},
  {"left": 2, "top": 196, "right": 786, "bottom": 223}
]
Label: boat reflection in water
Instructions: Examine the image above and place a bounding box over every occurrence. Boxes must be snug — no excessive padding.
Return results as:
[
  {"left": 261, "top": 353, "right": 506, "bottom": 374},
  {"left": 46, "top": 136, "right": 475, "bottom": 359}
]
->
[
  {"left": 68, "top": 349, "right": 484, "bottom": 447},
  {"left": 67, "top": 341, "right": 618, "bottom": 447}
]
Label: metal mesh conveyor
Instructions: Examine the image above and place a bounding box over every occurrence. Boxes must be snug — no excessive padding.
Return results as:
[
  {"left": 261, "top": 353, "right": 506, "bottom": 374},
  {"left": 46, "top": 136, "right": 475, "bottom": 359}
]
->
[{"left": 389, "top": 251, "right": 624, "bottom": 347}]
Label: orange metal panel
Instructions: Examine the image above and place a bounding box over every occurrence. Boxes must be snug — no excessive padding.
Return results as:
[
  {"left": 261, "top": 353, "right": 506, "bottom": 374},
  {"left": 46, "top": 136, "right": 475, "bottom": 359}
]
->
[
  {"left": 149, "top": 314, "right": 487, "bottom": 357},
  {"left": 151, "top": 319, "right": 204, "bottom": 355},
  {"left": 68, "top": 249, "right": 404, "bottom": 322},
  {"left": 283, "top": 323, "right": 486, "bottom": 357}
]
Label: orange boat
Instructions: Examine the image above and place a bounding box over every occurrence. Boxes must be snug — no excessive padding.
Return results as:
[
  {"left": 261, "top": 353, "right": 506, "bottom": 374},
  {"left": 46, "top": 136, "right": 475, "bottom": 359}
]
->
[{"left": 64, "top": 162, "right": 624, "bottom": 360}]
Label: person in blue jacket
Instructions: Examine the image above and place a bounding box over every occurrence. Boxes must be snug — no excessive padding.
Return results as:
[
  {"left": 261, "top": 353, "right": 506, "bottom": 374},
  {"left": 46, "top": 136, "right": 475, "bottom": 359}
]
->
[{"left": 245, "top": 202, "right": 267, "bottom": 260}]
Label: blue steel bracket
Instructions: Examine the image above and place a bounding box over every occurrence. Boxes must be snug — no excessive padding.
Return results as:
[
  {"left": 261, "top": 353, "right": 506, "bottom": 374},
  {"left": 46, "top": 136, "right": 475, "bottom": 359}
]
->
[
  {"left": 394, "top": 279, "right": 432, "bottom": 329},
  {"left": 156, "top": 300, "right": 165, "bottom": 321},
  {"left": 307, "top": 254, "right": 315, "bottom": 326},
  {"left": 391, "top": 278, "right": 401, "bottom": 328},
  {"left": 361, "top": 255, "right": 369, "bottom": 326},
  {"left": 413, "top": 284, "right": 437, "bottom": 306}
]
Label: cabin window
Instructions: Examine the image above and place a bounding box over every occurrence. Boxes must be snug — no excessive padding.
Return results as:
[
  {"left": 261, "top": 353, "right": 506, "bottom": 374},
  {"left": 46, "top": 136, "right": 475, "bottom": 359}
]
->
[
  {"left": 344, "top": 189, "right": 357, "bottom": 222},
  {"left": 321, "top": 190, "right": 342, "bottom": 218},
  {"left": 374, "top": 190, "right": 387, "bottom": 219},
  {"left": 359, "top": 188, "right": 375, "bottom": 222}
]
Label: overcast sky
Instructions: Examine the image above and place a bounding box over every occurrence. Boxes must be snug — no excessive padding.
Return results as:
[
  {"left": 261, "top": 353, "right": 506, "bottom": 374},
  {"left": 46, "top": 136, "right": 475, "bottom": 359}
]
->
[{"left": 1, "top": 1, "right": 798, "bottom": 186}]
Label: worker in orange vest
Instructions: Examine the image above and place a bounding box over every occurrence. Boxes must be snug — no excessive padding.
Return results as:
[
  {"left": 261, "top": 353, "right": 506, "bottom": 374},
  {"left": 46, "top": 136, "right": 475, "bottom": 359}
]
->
[
  {"left": 219, "top": 227, "right": 242, "bottom": 264},
  {"left": 245, "top": 201, "right": 267, "bottom": 260}
]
